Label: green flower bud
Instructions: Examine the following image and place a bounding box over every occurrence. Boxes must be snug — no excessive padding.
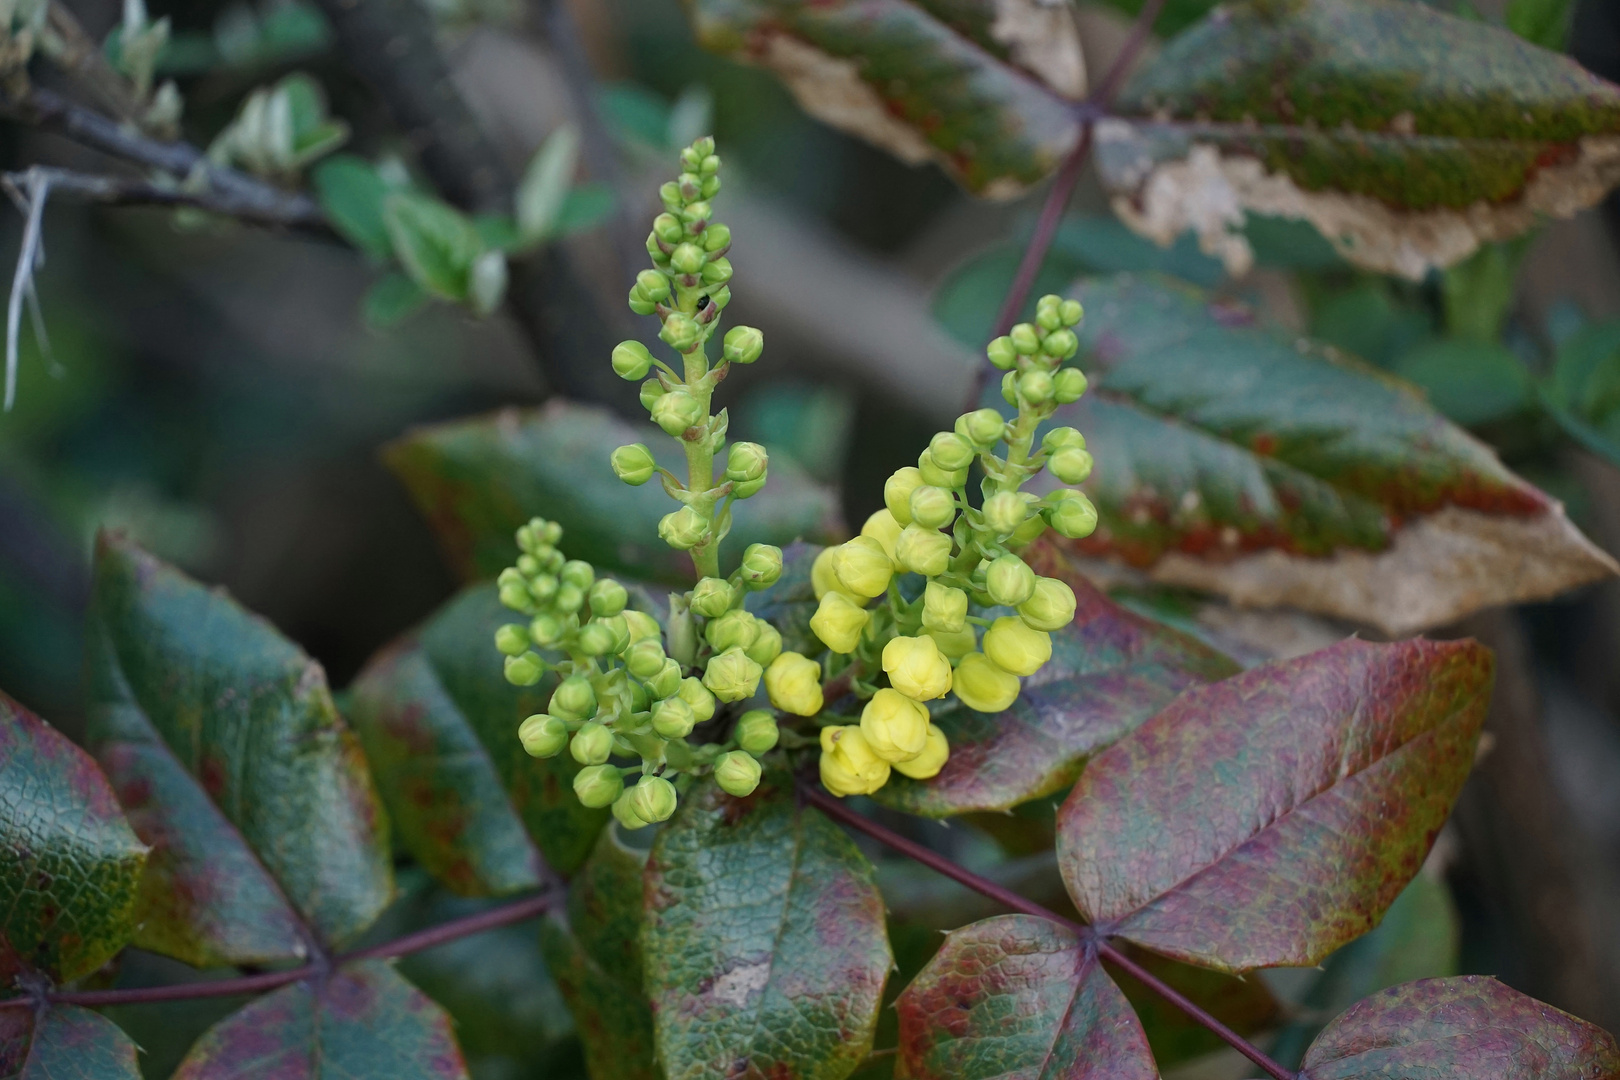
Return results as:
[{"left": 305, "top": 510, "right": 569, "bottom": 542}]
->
[
  {"left": 504, "top": 652, "right": 544, "bottom": 686},
  {"left": 1010, "top": 324, "right": 1040, "bottom": 355},
  {"left": 884, "top": 467, "right": 924, "bottom": 525},
  {"left": 909, "top": 485, "right": 956, "bottom": 530},
  {"left": 723, "top": 325, "right": 764, "bottom": 364},
  {"left": 659, "top": 506, "right": 710, "bottom": 550},
  {"left": 982, "top": 490, "right": 1030, "bottom": 536},
  {"left": 986, "top": 553, "right": 1037, "bottom": 607},
  {"left": 629, "top": 680, "right": 650, "bottom": 712},
  {"left": 577, "top": 620, "right": 616, "bottom": 657},
  {"left": 652, "top": 390, "right": 704, "bottom": 436},
  {"left": 832, "top": 536, "right": 893, "bottom": 598},
  {"left": 590, "top": 579, "right": 629, "bottom": 617},
  {"left": 573, "top": 764, "right": 623, "bottom": 808},
  {"left": 625, "top": 638, "right": 667, "bottom": 680},
  {"left": 612, "top": 791, "right": 649, "bottom": 830},
  {"left": 735, "top": 709, "right": 779, "bottom": 754},
  {"left": 744, "top": 620, "right": 782, "bottom": 667},
  {"left": 554, "top": 583, "right": 585, "bottom": 614},
  {"left": 740, "top": 543, "right": 783, "bottom": 588},
  {"left": 732, "top": 475, "right": 765, "bottom": 498},
  {"left": 917, "top": 451, "right": 966, "bottom": 490},
  {"left": 984, "top": 615, "right": 1052, "bottom": 676},
  {"left": 683, "top": 201, "right": 712, "bottom": 226},
  {"left": 571, "top": 722, "right": 614, "bottom": 765},
  {"left": 495, "top": 623, "right": 530, "bottom": 656},
  {"left": 660, "top": 313, "right": 702, "bottom": 352},
  {"left": 703, "top": 222, "right": 731, "bottom": 251},
  {"left": 519, "top": 714, "right": 569, "bottom": 758},
  {"left": 691, "top": 576, "right": 735, "bottom": 618},
  {"left": 1036, "top": 298, "right": 1063, "bottom": 331},
  {"left": 1001, "top": 371, "right": 1018, "bottom": 406},
  {"left": 987, "top": 336, "right": 1018, "bottom": 370},
  {"left": 602, "top": 614, "right": 633, "bottom": 653},
  {"left": 929, "top": 431, "right": 975, "bottom": 471},
  {"left": 1060, "top": 299, "right": 1083, "bottom": 326},
  {"left": 1048, "top": 446, "right": 1094, "bottom": 485},
  {"left": 629, "top": 775, "right": 678, "bottom": 823},
  {"left": 819, "top": 725, "right": 889, "bottom": 797},
  {"left": 896, "top": 523, "right": 952, "bottom": 576},
  {"left": 700, "top": 257, "right": 732, "bottom": 285},
  {"left": 654, "top": 212, "right": 683, "bottom": 243},
  {"left": 640, "top": 378, "right": 667, "bottom": 412},
  {"left": 634, "top": 270, "right": 670, "bottom": 303},
  {"left": 957, "top": 408, "right": 1006, "bottom": 448},
  {"left": 499, "top": 584, "right": 532, "bottom": 611},
  {"left": 1046, "top": 492, "right": 1098, "bottom": 539},
  {"left": 612, "top": 340, "right": 655, "bottom": 380},
  {"left": 705, "top": 609, "right": 759, "bottom": 653},
  {"left": 628, "top": 288, "right": 658, "bottom": 316},
  {"left": 1042, "top": 426, "right": 1086, "bottom": 452},
  {"left": 678, "top": 677, "right": 717, "bottom": 722},
  {"left": 1019, "top": 576, "right": 1078, "bottom": 631},
  {"left": 516, "top": 554, "right": 541, "bottom": 577},
  {"left": 550, "top": 675, "right": 597, "bottom": 719},
  {"left": 692, "top": 136, "right": 716, "bottom": 158},
  {"left": 922, "top": 580, "right": 968, "bottom": 634},
  {"left": 646, "top": 656, "right": 683, "bottom": 700},
  {"left": 1019, "top": 370, "right": 1054, "bottom": 404},
  {"left": 703, "top": 647, "right": 763, "bottom": 702},
  {"left": 652, "top": 695, "right": 696, "bottom": 738},
  {"left": 1053, "top": 367, "right": 1088, "bottom": 403},
  {"left": 700, "top": 175, "right": 720, "bottom": 199},
  {"left": 714, "top": 750, "right": 762, "bottom": 797},
  {"left": 709, "top": 285, "right": 731, "bottom": 310},
  {"left": 529, "top": 612, "right": 565, "bottom": 647},
  {"left": 1043, "top": 328, "right": 1079, "bottom": 359},
  {"left": 558, "top": 559, "right": 591, "bottom": 590},
  {"left": 670, "top": 242, "right": 704, "bottom": 275},
  {"left": 726, "top": 441, "right": 768, "bottom": 483},
  {"left": 624, "top": 609, "right": 661, "bottom": 645},
  {"left": 529, "top": 574, "right": 559, "bottom": 604},
  {"left": 700, "top": 152, "right": 721, "bottom": 175},
  {"left": 646, "top": 230, "right": 670, "bottom": 264}
]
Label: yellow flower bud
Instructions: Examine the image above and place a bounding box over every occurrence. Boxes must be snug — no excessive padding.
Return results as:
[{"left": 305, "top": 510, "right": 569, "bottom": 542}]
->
[
  {"left": 810, "top": 591, "right": 871, "bottom": 654},
  {"left": 811, "top": 546, "right": 850, "bottom": 600},
  {"left": 624, "top": 609, "right": 661, "bottom": 645},
  {"left": 745, "top": 620, "right": 783, "bottom": 667},
  {"left": 884, "top": 467, "right": 924, "bottom": 525},
  {"left": 882, "top": 636, "right": 952, "bottom": 701},
  {"left": 861, "top": 509, "right": 903, "bottom": 565},
  {"left": 678, "top": 676, "right": 717, "bottom": 722},
  {"left": 861, "top": 688, "right": 930, "bottom": 762},
  {"left": 703, "top": 647, "right": 763, "bottom": 702},
  {"left": 834, "top": 536, "right": 893, "bottom": 598},
  {"left": 895, "top": 524, "right": 952, "bottom": 577},
  {"left": 926, "top": 624, "right": 978, "bottom": 660},
  {"left": 819, "top": 725, "right": 891, "bottom": 797},
  {"left": 1019, "top": 577, "right": 1077, "bottom": 632},
  {"left": 893, "top": 725, "right": 949, "bottom": 780},
  {"left": 953, "top": 652, "right": 1021, "bottom": 713},
  {"left": 765, "top": 651, "right": 824, "bottom": 716},
  {"left": 983, "top": 616, "right": 1052, "bottom": 677},
  {"left": 921, "top": 581, "right": 967, "bottom": 634}
]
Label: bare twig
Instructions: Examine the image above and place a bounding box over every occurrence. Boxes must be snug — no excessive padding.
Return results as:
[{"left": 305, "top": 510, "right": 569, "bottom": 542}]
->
[
  {"left": 4, "top": 165, "right": 332, "bottom": 231},
  {"left": 3, "top": 168, "right": 48, "bottom": 411}
]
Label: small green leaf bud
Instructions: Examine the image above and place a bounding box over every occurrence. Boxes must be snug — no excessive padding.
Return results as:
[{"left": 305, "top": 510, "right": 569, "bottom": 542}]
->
[
  {"left": 1060, "top": 299, "right": 1083, "bottom": 326},
  {"left": 590, "top": 579, "right": 629, "bottom": 618},
  {"left": 629, "top": 775, "right": 678, "bottom": 823},
  {"left": 700, "top": 257, "right": 732, "bottom": 285},
  {"left": 896, "top": 523, "right": 952, "bottom": 576},
  {"left": 651, "top": 695, "right": 696, "bottom": 738},
  {"left": 678, "top": 171, "right": 701, "bottom": 198},
  {"left": 984, "top": 615, "right": 1052, "bottom": 676},
  {"left": 691, "top": 576, "right": 735, "bottom": 618},
  {"left": 660, "top": 313, "right": 702, "bottom": 352},
  {"left": 723, "top": 325, "right": 764, "bottom": 364},
  {"left": 957, "top": 408, "right": 1006, "bottom": 448},
  {"left": 519, "top": 714, "right": 569, "bottom": 758},
  {"left": 987, "top": 336, "right": 1018, "bottom": 370},
  {"left": 922, "top": 580, "right": 968, "bottom": 634},
  {"left": 917, "top": 451, "right": 965, "bottom": 490},
  {"left": 1019, "top": 369, "right": 1054, "bottom": 404},
  {"left": 640, "top": 378, "right": 667, "bottom": 412},
  {"left": 612, "top": 791, "right": 649, "bottom": 830},
  {"left": 726, "top": 441, "right": 768, "bottom": 483},
  {"left": 529, "top": 612, "right": 565, "bottom": 647},
  {"left": 611, "top": 443, "right": 657, "bottom": 486},
  {"left": 744, "top": 620, "right": 782, "bottom": 667},
  {"left": 504, "top": 652, "right": 544, "bottom": 686},
  {"left": 678, "top": 676, "right": 717, "bottom": 722},
  {"left": 612, "top": 340, "right": 655, "bottom": 380},
  {"left": 1043, "top": 328, "right": 1079, "bottom": 359},
  {"left": 1001, "top": 371, "right": 1018, "bottom": 406},
  {"left": 1010, "top": 323, "right": 1040, "bottom": 355},
  {"left": 986, "top": 554, "right": 1037, "bottom": 607},
  {"left": 646, "top": 656, "right": 683, "bottom": 700},
  {"left": 884, "top": 467, "right": 924, "bottom": 525},
  {"left": 703, "top": 647, "right": 763, "bottom": 702},
  {"left": 652, "top": 390, "right": 704, "bottom": 436},
  {"left": 1046, "top": 491, "right": 1098, "bottom": 539},
  {"left": 516, "top": 554, "right": 541, "bottom": 577},
  {"left": 1042, "top": 426, "right": 1086, "bottom": 452},
  {"left": 703, "top": 222, "right": 731, "bottom": 251},
  {"left": 495, "top": 623, "right": 530, "bottom": 656},
  {"left": 692, "top": 136, "right": 716, "bottom": 158},
  {"left": 739, "top": 543, "right": 783, "bottom": 588},
  {"left": 705, "top": 609, "right": 758, "bottom": 653},
  {"left": 577, "top": 620, "right": 615, "bottom": 657},
  {"left": 561, "top": 560, "right": 594, "bottom": 590},
  {"left": 908, "top": 485, "right": 955, "bottom": 531},
  {"left": 735, "top": 709, "right": 779, "bottom": 754},
  {"left": 714, "top": 750, "right": 762, "bottom": 797},
  {"left": 550, "top": 674, "right": 597, "bottom": 720},
  {"left": 570, "top": 722, "right": 613, "bottom": 765},
  {"left": 982, "top": 490, "right": 1030, "bottom": 536},
  {"left": 928, "top": 432, "right": 975, "bottom": 472},
  {"left": 624, "top": 609, "right": 661, "bottom": 645},
  {"left": 628, "top": 288, "right": 658, "bottom": 316},
  {"left": 1048, "top": 446, "right": 1094, "bottom": 485},
  {"left": 573, "top": 764, "right": 623, "bottom": 808},
  {"left": 635, "top": 270, "right": 670, "bottom": 303},
  {"left": 1019, "top": 576, "right": 1078, "bottom": 631},
  {"left": 701, "top": 153, "right": 721, "bottom": 175},
  {"left": 670, "top": 243, "right": 704, "bottom": 275},
  {"left": 1054, "top": 369, "right": 1088, "bottom": 405},
  {"left": 625, "top": 638, "right": 667, "bottom": 680}
]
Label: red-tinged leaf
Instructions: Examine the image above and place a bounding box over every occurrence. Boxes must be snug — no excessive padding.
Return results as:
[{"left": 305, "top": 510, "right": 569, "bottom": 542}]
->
[
  {"left": 642, "top": 775, "right": 891, "bottom": 1080},
  {"left": 171, "top": 961, "right": 467, "bottom": 1079},
  {"left": 85, "top": 532, "right": 392, "bottom": 968},
  {"left": 0, "top": 692, "right": 146, "bottom": 986},
  {"left": 349, "top": 583, "right": 607, "bottom": 893},
  {"left": 895, "top": 914, "right": 1155, "bottom": 1080},
  {"left": 1057, "top": 638, "right": 1493, "bottom": 973},
  {"left": 1300, "top": 975, "right": 1620, "bottom": 1080},
  {"left": 0, "top": 1005, "right": 141, "bottom": 1079},
  {"left": 875, "top": 540, "right": 1238, "bottom": 816}
]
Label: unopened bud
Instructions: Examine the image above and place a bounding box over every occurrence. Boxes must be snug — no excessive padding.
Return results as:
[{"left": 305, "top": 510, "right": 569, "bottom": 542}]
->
[
  {"left": 1049, "top": 446, "right": 1093, "bottom": 485},
  {"left": 987, "top": 336, "right": 1018, "bottom": 370},
  {"left": 953, "top": 652, "right": 1020, "bottom": 713},
  {"left": 612, "top": 340, "right": 655, "bottom": 380},
  {"left": 735, "top": 709, "right": 779, "bottom": 754},
  {"left": 1043, "top": 427, "right": 1086, "bottom": 452},
  {"left": 811, "top": 545, "right": 848, "bottom": 600},
  {"left": 590, "top": 579, "right": 628, "bottom": 617},
  {"left": 1042, "top": 329, "right": 1078, "bottom": 358},
  {"left": 1019, "top": 370, "right": 1054, "bottom": 404},
  {"left": 922, "top": 581, "right": 968, "bottom": 634},
  {"left": 1036, "top": 297, "right": 1063, "bottom": 331},
  {"left": 653, "top": 212, "right": 683, "bottom": 243},
  {"left": 884, "top": 467, "right": 924, "bottom": 525},
  {"left": 984, "top": 615, "right": 1052, "bottom": 676},
  {"left": 957, "top": 408, "right": 1006, "bottom": 448},
  {"left": 625, "top": 609, "right": 661, "bottom": 645},
  {"left": 703, "top": 222, "right": 731, "bottom": 251},
  {"left": 896, "top": 523, "right": 952, "bottom": 577},
  {"left": 705, "top": 609, "right": 758, "bottom": 653},
  {"left": 745, "top": 620, "right": 782, "bottom": 667},
  {"left": 625, "top": 638, "right": 667, "bottom": 680},
  {"left": 714, "top": 750, "right": 762, "bottom": 797},
  {"left": 700, "top": 257, "right": 733, "bottom": 285},
  {"left": 505, "top": 652, "right": 544, "bottom": 686},
  {"left": 1001, "top": 371, "right": 1018, "bottom": 406},
  {"left": 1060, "top": 299, "right": 1083, "bottom": 325},
  {"left": 690, "top": 576, "right": 734, "bottom": 618},
  {"left": 917, "top": 450, "right": 966, "bottom": 490},
  {"left": 1053, "top": 367, "right": 1088, "bottom": 403},
  {"left": 660, "top": 313, "right": 702, "bottom": 352},
  {"left": 573, "top": 764, "right": 623, "bottom": 808},
  {"left": 740, "top": 543, "right": 783, "bottom": 588},
  {"left": 495, "top": 623, "right": 529, "bottom": 656},
  {"left": 726, "top": 441, "right": 768, "bottom": 483},
  {"left": 571, "top": 722, "right": 614, "bottom": 765},
  {"left": 893, "top": 724, "right": 949, "bottom": 780},
  {"left": 986, "top": 554, "right": 1037, "bottom": 607},
  {"left": 550, "top": 675, "right": 597, "bottom": 720},
  {"left": 703, "top": 647, "right": 763, "bottom": 702},
  {"left": 613, "top": 791, "right": 649, "bottom": 830},
  {"left": 860, "top": 688, "right": 930, "bottom": 763},
  {"left": 529, "top": 612, "right": 565, "bottom": 647},
  {"left": 518, "top": 714, "right": 568, "bottom": 758},
  {"left": 670, "top": 242, "right": 704, "bottom": 275},
  {"left": 1019, "top": 577, "right": 1077, "bottom": 631},
  {"left": 982, "top": 490, "right": 1030, "bottom": 536},
  {"left": 640, "top": 378, "right": 667, "bottom": 412},
  {"left": 555, "top": 583, "right": 584, "bottom": 613},
  {"left": 652, "top": 390, "right": 704, "bottom": 436},
  {"left": 1046, "top": 492, "right": 1098, "bottom": 539},
  {"left": 659, "top": 506, "right": 710, "bottom": 550},
  {"left": 810, "top": 590, "right": 870, "bottom": 653},
  {"left": 576, "top": 620, "right": 615, "bottom": 657},
  {"left": 651, "top": 695, "right": 696, "bottom": 738},
  {"left": 634, "top": 270, "right": 670, "bottom": 303},
  {"left": 928, "top": 432, "right": 975, "bottom": 471},
  {"left": 1010, "top": 323, "right": 1040, "bottom": 355},
  {"left": 861, "top": 509, "right": 903, "bottom": 565},
  {"left": 882, "top": 636, "right": 953, "bottom": 701},
  {"left": 819, "top": 726, "right": 889, "bottom": 797},
  {"left": 833, "top": 536, "right": 893, "bottom": 598},
  {"left": 678, "top": 677, "right": 717, "bottom": 722},
  {"left": 645, "top": 656, "right": 683, "bottom": 700},
  {"left": 765, "top": 651, "right": 823, "bottom": 716},
  {"left": 628, "top": 286, "right": 658, "bottom": 316},
  {"left": 628, "top": 775, "right": 678, "bottom": 823},
  {"left": 723, "top": 325, "right": 764, "bottom": 364},
  {"left": 909, "top": 485, "right": 956, "bottom": 530}
]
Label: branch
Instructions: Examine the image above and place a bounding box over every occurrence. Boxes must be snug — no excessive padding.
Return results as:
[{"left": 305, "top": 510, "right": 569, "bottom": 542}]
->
[{"left": 3, "top": 165, "right": 332, "bottom": 232}]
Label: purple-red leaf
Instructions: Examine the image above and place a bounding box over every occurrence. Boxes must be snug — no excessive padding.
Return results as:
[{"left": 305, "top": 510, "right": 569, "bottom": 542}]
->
[
  {"left": 1057, "top": 637, "right": 1492, "bottom": 972},
  {"left": 0, "top": 1004, "right": 141, "bottom": 1079},
  {"left": 895, "top": 914, "right": 1155, "bottom": 1080},
  {"left": 1300, "top": 975, "right": 1620, "bottom": 1080}
]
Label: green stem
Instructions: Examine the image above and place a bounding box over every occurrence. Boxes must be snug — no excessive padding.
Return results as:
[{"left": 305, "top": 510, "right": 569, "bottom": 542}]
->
[{"left": 682, "top": 339, "right": 721, "bottom": 579}]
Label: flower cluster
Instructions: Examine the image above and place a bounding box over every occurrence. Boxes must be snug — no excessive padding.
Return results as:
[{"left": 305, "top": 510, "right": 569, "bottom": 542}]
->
[{"left": 808, "top": 293, "right": 1097, "bottom": 796}]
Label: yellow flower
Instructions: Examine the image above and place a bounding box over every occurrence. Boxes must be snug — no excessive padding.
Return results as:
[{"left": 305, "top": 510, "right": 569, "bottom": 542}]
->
[
  {"left": 811, "top": 545, "right": 851, "bottom": 600},
  {"left": 895, "top": 524, "right": 952, "bottom": 577},
  {"left": 953, "top": 651, "right": 1020, "bottom": 713},
  {"left": 833, "top": 536, "right": 893, "bottom": 598},
  {"left": 765, "top": 652, "right": 824, "bottom": 716},
  {"left": 810, "top": 591, "right": 871, "bottom": 653},
  {"left": 861, "top": 509, "right": 904, "bottom": 565},
  {"left": 882, "top": 635, "right": 952, "bottom": 701},
  {"left": 983, "top": 616, "right": 1052, "bottom": 677},
  {"left": 1018, "top": 576, "right": 1077, "bottom": 631},
  {"left": 926, "top": 624, "right": 978, "bottom": 660},
  {"left": 860, "top": 688, "right": 930, "bottom": 762},
  {"left": 819, "top": 725, "right": 891, "bottom": 797},
  {"left": 893, "top": 725, "right": 949, "bottom": 780}
]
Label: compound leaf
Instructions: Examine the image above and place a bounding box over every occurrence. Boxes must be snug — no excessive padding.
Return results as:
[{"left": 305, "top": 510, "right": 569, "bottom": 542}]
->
[{"left": 0, "top": 1005, "right": 141, "bottom": 1080}]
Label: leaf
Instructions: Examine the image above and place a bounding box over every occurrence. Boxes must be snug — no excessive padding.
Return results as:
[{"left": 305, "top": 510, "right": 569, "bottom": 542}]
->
[
  {"left": 539, "top": 829, "right": 663, "bottom": 1080},
  {"left": 685, "top": 0, "right": 1084, "bottom": 198},
  {"left": 555, "top": 183, "right": 616, "bottom": 236},
  {"left": 894, "top": 914, "right": 1155, "bottom": 1080},
  {"left": 312, "top": 155, "right": 393, "bottom": 261},
  {"left": 383, "top": 192, "right": 483, "bottom": 301},
  {"left": 171, "top": 961, "right": 469, "bottom": 1079},
  {"left": 1299, "top": 975, "right": 1620, "bottom": 1080},
  {"left": 1103, "top": 942, "right": 1280, "bottom": 1068},
  {"left": 873, "top": 540, "right": 1238, "bottom": 817},
  {"left": 642, "top": 776, "right": 891, "bottom": 1080},
  {"left": 385, "top": 401, "right": 844, "bottom": 584},
  {"left": 1037, "top": 275, "right": 1615, "bottom": 635},
  {"left": 348, "top": 582, "right": 607, "bottom": 891},
  {"left": 1056, "top": 637, "right": 1493, "bottom": 973},
  {"left": 517, "top": 124, "right": 581, "bottom": 244},
  {"left": 0, "top": 692, "right": 146, "bottom": 986},
  {"left": 1506, "top": 0, "right": 1572, "bottom": 51},
  {"left": 1097, "top": 0, "right": 1620, "bottom": 278},
  {"left": 85, "top": 532, "right": 392, "bottom": 968},
  {"left": 363, "top": 272, "right": 429, "bottom": 329},
  {"left": 1391, "top": 339, "right": 1533, "bottom": 426},
  {"left": 0, "top": 1005, "right": 141, "bottom": 1079}
]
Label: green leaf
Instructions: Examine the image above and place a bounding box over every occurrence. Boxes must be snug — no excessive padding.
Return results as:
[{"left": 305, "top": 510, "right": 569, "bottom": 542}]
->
[
  {"left": 1056, "top": 637, "right": 1492, "bottom": 973},
  {"left": 1035, "top": 275, "right": 1613, "bottom": 635},
  {"left": 385, "top": 400, "right": 844, "bottom": 584},
  {"left": 1104, "top": 943, "right": 1280, "bottom": 1068},
  {"left": 363, "top": 272, "right": 429, "bottom": 329},
  {"left": 0, "top": 693, "right": 146, "bottom": 985},
  {"left": 313, "top": 155, "right": 394, "bottom": 261},
  {"left": 555, "top": 183, "right": 616, "bottom": 236},
  {"left": 1099, "top": 0, "right": 1620, "bottom": 277},
  {"left": 539, "top": 829, "right": 663, "bottom": 1080},
  {"left": 1300, "top": 976, "right": 1620, "bottom": 1080},
  {"left": 85, "top": 532, "right": 393, "bottom": 967},
  {"left": 643, "top": 776, "right": 891, "bottom": 1080},
  {"left": 171, "top": 961, "right": 469, "bottom": 1079},
  {"left": 599, "top": 82, "right": 672, "bottom": 149},
  {"left": 349, "top": 582, "right": 607, "bottom": 891},
  {"left": 1391, "top": 339, "right": 1533, "bottom": 426},
  {"left": 276, "top": 72, "right": 348, "bottom": 165},
  {"left": 517, "top": 125, "right": 581, "bottom": 244},
  {"left": 1549, "top": 317, "right": 1620, "bottom": 418},
  {"left": 685, "top": 0, "right": 1084, "bottom": 197},
  {"left": 872, "top": 540, "right": 1238, "bottom": 817},
  {"left": 894, "top": 914, "right": 1156, "bottom": 1080},
  {"left": 383, "top": 192, "right": 484, "bottom": 301},
  {"left": 0, "top": 1005, "right": 141, "bottom": 1079},
  {"left": 1505, "top": 0, "right": 1571, "bottom": 50}
]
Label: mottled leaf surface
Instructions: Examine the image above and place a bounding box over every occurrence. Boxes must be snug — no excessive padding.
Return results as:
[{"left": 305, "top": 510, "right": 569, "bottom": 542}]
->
[
  {"left": 685, "top": 0, "right": 1083, "bottom": 198},
  {"left": 895, "top": 914, "right": 1155, "bottom": 1080},
  {"left": 1027, "top": 276, "right": 1613, "bottom": 633},
  {"left": 0, "top": 1005, "right": 141, "bottom": 1080},
  {"left": 1300, "top": 975, "right": 1620, "bottom": 1080},
  {"left": 1058, "top": 638, "right": 1492, "bottom": 973},
  {"left": 875, "top": 540, "right": 1237, "bottom": 816},
  {"left": 85, "top": 533, "right": 392, "bottom": 967},
  {"left": 539, "top": 829, "right": 662, "bottom": 1080},
  {"left": 350, "top": 583, "right": 606, "bottom": 891},
  {"left": 386, "top": 402, "right": 842, "bottom": 584},
  {"left": 642, "top": 776, "right": 890, "bottom": 1080},
  {"left": 0, "top": 693, "right": 145, "bottom": 985},
  {"left": 171, "top": 961, "right": 468, "bottom": 1079}
]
